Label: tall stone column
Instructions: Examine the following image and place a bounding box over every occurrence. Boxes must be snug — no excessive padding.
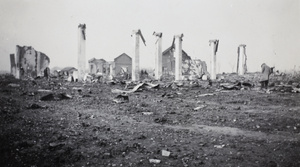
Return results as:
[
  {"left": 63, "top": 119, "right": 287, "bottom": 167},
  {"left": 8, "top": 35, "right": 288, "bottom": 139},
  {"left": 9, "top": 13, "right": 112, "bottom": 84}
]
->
[
  {"left": 209, "top": 40, "right": 219, "bottom": 80},
  {"left": 10, "top": 54, "right": 16, "bottom": 77},
  {"left": 15, "top": 46, "right": 20, "bottom": 79},
  {"left": 237, "top": 44, "right": 246, "bottom": 75},
  {"left": 174, "top": 34, "right": 184, "bottom": 81},
  {"left": 132, "top": 32, "right": 140, "bottom": 81},
  {"left": 36, "top": 52, "right": 41, "bottom": 76},
  {"left": 153, "top": 32, "right": 162, "bottom": 80},
  {"left": 131, "top": 29, "right": 146, "bottom": 81},
  {"left": 78, "top": 24, "right": 86, "bottom": 81}
]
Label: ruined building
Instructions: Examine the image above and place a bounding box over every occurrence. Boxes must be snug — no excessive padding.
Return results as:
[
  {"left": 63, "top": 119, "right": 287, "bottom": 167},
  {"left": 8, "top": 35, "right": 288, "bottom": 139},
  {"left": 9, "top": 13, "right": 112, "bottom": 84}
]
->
[
  {"left": 10, "top": 45, "right": 50, "bottom": 79},
  {"left": 113, "top": 53, "right": 132, "bottom": 76},
  {"left": 162, "top": 46, "right": 191, "bottom": 75},
  {"left": 88, "top": 53, "right": 132, "bottom": 77},
  {"left": 161, "top": 47, "right": 207, "bottom": 77},
  {"left": 88, "top": 58, "right": 110, "bottom": 74}
]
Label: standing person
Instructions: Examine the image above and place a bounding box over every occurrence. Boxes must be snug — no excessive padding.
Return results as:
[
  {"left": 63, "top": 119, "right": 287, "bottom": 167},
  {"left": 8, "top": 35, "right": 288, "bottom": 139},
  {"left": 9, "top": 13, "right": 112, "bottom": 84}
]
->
[
  {"left": 44, "top": 67, "right": 50, "bottom": 81},
  {"left": 260, "top": 63, "right": 274, "bottom": 89}
]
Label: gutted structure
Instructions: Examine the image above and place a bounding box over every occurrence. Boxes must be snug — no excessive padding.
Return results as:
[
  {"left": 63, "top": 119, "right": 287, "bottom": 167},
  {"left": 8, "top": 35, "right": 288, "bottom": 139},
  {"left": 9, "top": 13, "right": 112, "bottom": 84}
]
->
[
  {"left": 162, "top": 47, "right": 191, "bottom": 75},
  {"left": 10, "top": 45, "right": 50, "bottom": 79},
  {"left": 114, "top": 53, "right": 132, "bottom": 76},
  {"left": 88, "top": 58, "right": 109, "bottom": 74}
]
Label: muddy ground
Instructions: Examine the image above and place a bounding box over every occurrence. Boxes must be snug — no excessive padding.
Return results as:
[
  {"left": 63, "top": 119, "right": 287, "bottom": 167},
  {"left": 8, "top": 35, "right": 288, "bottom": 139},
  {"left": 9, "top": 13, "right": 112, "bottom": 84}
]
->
[{"left": 0, "top": 73, "right": 299, "bottom": 167}]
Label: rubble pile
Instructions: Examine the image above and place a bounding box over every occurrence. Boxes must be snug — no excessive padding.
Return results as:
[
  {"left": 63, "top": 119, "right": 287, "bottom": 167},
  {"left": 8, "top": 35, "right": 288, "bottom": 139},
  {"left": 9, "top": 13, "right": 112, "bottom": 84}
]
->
[{"left": 182, "top": 59, "right": 208, "bottom": 77}]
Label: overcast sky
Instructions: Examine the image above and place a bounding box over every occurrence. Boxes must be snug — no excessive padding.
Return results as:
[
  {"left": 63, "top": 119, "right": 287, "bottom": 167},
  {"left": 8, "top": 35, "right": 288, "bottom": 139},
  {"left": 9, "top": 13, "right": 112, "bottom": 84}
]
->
[{"left": 0, "top": 0, "right": 299, "bottom": 73}]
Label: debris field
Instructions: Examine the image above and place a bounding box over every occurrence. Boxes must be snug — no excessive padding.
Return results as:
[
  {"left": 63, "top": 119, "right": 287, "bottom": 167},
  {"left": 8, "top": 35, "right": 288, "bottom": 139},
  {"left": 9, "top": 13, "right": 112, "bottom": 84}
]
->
[{"left": 0, "top": 73, "right": 300, "bottom": 167}]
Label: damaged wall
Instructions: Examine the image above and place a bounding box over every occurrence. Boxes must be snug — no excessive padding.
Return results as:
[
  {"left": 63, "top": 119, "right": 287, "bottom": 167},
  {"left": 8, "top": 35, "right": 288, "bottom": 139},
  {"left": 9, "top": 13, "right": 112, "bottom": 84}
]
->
[
  {"left": 11, "top": 45, "right": 50, "bottom": 79},
  {"left": 162, "top": 47, "right": 191, "bottom": 75}
]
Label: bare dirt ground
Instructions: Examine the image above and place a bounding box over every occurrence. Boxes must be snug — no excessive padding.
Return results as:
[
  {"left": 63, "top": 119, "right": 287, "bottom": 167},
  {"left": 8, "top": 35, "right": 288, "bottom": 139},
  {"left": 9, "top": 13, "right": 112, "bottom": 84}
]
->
[{"left": 0, "top": 73, "right": 299, "bottom": 167}]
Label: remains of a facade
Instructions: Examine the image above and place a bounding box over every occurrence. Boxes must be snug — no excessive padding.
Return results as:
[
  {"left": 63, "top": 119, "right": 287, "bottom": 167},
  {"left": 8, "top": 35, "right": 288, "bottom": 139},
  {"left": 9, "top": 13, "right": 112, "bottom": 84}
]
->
[{"left": 10, "top": 45, "right": 50, "bottom": 79}]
